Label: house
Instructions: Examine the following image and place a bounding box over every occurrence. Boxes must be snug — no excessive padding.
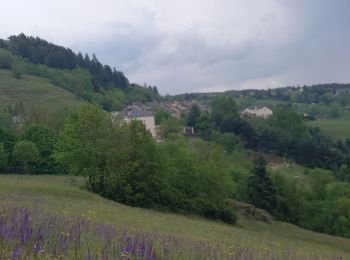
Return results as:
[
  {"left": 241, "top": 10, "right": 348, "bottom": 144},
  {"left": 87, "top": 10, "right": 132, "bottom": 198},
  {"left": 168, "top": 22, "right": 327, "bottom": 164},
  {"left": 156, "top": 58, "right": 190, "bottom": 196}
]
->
[
  {"left": 112, "top": 110, "right": 156, "bottom": 138},
  {"left": 241, "top": 106, "right": 273, "bottom": 119}
]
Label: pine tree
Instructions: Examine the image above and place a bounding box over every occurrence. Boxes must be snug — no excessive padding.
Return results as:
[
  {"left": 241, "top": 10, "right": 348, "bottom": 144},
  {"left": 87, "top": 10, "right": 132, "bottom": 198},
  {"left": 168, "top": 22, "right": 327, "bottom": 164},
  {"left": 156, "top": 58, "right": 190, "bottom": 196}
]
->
[{"left": 248, "top": 156, "right": 277, "bottom": 212}]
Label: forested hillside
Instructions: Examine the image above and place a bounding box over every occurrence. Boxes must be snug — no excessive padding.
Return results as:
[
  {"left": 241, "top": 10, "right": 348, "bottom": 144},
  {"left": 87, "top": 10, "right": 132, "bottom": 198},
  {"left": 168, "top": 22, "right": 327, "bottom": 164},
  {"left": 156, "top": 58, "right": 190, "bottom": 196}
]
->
[{"left": 0, "top": 34, "right": 160, "bottom": 112}]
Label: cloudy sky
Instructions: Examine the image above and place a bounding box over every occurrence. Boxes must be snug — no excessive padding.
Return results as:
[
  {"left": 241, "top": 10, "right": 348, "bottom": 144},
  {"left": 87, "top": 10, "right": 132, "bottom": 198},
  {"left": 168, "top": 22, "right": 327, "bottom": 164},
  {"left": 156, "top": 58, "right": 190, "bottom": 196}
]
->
[{"left": 0, "top": 0, "right": 349, "bottom": 94}]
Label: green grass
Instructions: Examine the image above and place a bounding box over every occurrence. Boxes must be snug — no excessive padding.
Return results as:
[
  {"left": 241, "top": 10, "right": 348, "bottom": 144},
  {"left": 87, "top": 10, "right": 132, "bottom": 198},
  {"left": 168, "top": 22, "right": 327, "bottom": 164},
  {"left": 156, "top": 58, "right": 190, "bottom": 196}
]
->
[
  {"left": 0, "top": 174, "right": 349, "bottom": 258},
  {"left": 0, "top": 69, "right": 84, "bottom": 119},
  {"left": 306, "top": 113, "right": 350, "bottom": 141}
]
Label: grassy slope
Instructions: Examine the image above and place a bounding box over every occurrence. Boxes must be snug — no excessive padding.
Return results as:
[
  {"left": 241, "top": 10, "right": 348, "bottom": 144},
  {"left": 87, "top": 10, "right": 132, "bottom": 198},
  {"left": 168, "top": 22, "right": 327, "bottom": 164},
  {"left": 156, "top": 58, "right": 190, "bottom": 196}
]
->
[
  {"left": 306, "top": 112, "right": 350, "bottom": 141},
  {"left": 0, "top": 69, "right": 84, "bottom": 116},
  {"left": 0, "top": 174, "right": 349, "bottom": 258}
]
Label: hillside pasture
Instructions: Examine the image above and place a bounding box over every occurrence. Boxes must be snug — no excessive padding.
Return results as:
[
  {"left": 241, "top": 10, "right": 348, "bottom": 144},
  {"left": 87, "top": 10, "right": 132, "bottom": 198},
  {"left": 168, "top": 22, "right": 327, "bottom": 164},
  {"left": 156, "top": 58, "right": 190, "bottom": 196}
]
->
[
  {"left": 306, "top": 113, "right": 350, "bottom": 141},
  {"left": 0, "top": 174, "right": 349, "bottom": 259},
  {"left": 0, "top": 69, "right": 84, "bottom": 127}
]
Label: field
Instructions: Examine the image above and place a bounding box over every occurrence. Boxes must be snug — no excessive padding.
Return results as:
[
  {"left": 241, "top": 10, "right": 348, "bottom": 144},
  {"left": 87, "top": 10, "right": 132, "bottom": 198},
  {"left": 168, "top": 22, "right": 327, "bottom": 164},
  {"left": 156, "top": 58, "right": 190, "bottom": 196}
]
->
[
  {"left": 0, "top": 174, "right": 349, "bottom": 259},
  {"left": 306, "top": 113, "right": 350, "bottom": 141},
  {"left": 0, "top": 69, "right": 84, "bottom": 123}
]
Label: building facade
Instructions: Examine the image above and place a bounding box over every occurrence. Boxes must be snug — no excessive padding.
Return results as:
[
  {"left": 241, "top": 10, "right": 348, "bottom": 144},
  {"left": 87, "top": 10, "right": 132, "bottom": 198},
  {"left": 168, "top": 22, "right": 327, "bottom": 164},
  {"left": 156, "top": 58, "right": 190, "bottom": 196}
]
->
[
  {"left": 241, "top": 106, "right": 273, "bottom": 119},
  {"left": 112, "top": 110, "right": 156, "bottom": 138}
]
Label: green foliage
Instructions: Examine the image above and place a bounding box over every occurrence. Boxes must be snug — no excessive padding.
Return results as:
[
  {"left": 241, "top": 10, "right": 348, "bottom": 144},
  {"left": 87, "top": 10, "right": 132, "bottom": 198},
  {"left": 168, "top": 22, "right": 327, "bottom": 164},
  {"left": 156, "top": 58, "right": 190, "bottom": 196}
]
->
[
  {"left": 309, "top": 168, "right": 334, "bottom": 199},
  {"left": 55, "top": 104, "right": 110, "bottom": 176},
  {"left": 158, "top": 136, "right": 236, "bottom": 223},
  {"left": 212, "top": 132, "right": 238, "bottom": 153},
  {"left": 0, "top": 128, "right": 16, "bottom": 157},
  {"left": 126, "top": 83, "right": 160, "bottom": 103},
  {"left": 269, "top": 107, "right": 308, "bottom": 139},
  {"left": 0, "top": 143, "right": 7, "bottom": 170},
  {"left": 0, "top": 49, "right": 13, "bottom": 69},
  {"left": 13, "top": 140, "right": 40, "bottom": 174},
  {"left": 95, "top": 89, "right": 126, "bottom": 111},
  {"left": 157, "top": 118, "right": 183, "bottom": 138},
  {"left": 57, "top": 104, "right": 162, "bottom": 207},
  {"left": 270, "top": 164, "right": 350, "bottom": 238},
  {"left": 11, "top": 59, "right": 26, "bottom": 79},
  {"left": 0, "top": 107, "right": 11, "bottom": 129},
  {"left": 100, "top": 120, "right": 162, "bottom": 207},
  {"left": 3, "top": 33, "right": 129, "bottom": 91},
  {"left": 56, "top": 105, "right": 236, "bottom": 223},
  {"left": 187, "top": 104, "right": 201, "bottom": 127},
  {"left": 22, "top": 124, "right": 63, "bottom": 174},
  {"left": 154, "top": 109, "right": 171, "bottom": 125},
  {"left": 0, "top": 39, "right": 157, "bottom": 111},
  {"left": 248, "top": 156, "right": 277, "bottom": 213},
  {"left": 196, "top": 112, "right": 213, "bottom": 139},
  {"left": 211, "top": 96, "right": 238, "bottom": 132}
]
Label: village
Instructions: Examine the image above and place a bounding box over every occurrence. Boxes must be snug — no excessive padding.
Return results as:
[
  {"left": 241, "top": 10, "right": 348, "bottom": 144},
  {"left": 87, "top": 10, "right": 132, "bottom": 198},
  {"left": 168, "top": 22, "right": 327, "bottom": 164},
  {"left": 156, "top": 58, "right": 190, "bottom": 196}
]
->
[{"left": 112, "top": 100, "right": 274, "bottom": 139}]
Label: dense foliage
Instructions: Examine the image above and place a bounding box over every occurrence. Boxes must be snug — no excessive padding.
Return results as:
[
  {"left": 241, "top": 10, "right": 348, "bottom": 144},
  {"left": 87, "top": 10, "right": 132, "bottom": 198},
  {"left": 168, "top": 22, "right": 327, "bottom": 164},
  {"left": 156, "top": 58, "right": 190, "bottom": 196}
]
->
[
  {"left": 2, "top": 33, "right": 129, "bottom": 91},
  {"left": 55, "top": 104, "right": 236, "bottom": 224},
  {"left": 270, "top": 166, "right": 350, "bottom": 238}
]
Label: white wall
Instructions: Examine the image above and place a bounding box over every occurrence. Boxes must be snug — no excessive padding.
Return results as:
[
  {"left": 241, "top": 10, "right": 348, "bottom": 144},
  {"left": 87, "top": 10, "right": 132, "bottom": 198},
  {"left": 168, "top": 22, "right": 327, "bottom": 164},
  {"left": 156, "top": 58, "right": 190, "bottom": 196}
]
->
[{"left": 129, "top": 116, "right": 156, "bottom": 138}]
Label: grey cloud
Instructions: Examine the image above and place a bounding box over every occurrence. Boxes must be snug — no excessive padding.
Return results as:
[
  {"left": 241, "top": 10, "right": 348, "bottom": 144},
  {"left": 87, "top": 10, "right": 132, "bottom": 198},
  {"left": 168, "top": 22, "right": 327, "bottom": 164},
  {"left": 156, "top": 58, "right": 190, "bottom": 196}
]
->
[{"left": 2, "top": 0, "right": 350, "bottom": 94}]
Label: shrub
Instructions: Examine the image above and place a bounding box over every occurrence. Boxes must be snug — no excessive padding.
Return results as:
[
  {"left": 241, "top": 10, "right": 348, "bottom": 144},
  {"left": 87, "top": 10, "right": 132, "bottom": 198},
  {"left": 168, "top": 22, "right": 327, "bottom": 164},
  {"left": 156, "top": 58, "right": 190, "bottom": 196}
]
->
[{"left": 13, "top": 140, "right": 40, "bottom": 174}]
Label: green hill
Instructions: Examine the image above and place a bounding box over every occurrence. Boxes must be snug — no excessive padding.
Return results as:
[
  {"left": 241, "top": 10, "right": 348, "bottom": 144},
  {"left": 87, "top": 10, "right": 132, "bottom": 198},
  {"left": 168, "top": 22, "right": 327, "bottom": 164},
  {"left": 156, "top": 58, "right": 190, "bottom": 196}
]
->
[
  {"left": 0, "top": 69, "right": 85, "bottom": 126},
  {"left": 1, "top": 174, "right": 349, "bottom": 259}
]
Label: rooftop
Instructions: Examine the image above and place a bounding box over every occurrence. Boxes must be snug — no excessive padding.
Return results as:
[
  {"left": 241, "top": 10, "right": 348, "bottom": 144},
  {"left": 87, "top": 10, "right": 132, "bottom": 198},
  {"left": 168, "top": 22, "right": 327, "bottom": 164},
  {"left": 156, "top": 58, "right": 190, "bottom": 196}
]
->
[{"left": 117, "top": 110, "right": 154, "bottom": 118}]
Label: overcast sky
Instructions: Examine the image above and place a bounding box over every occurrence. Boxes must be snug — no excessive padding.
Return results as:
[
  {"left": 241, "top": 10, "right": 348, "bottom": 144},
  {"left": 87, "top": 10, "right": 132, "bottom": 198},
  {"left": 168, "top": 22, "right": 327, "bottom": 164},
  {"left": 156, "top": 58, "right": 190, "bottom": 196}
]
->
[{"left": 0, "top": 0, "right": 349, "bottom": 94}]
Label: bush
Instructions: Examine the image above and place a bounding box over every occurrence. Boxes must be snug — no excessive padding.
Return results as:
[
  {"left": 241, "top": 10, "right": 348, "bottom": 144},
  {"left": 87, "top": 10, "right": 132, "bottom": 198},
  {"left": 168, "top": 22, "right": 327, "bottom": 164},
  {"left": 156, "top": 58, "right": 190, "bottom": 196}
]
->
[
  {"left": 0, "top": 49, "right": 13, "bottom": 69},
  {"left": 13, "top": 140, "right": 40, "bottom": 174},
  {"left": 0, "top": 143, "right": 7, "bottom": 170}
]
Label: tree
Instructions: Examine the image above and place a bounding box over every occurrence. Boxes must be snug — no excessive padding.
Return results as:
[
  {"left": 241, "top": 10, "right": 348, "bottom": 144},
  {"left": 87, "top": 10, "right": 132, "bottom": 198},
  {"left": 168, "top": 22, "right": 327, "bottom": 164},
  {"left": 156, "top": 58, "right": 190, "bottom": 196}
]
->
[
  {"left": 211, "top": 96, "right": 239, "bottom": 132},
  {"left": 248, "top": 156, "right": 277, "bottom": 212},
  {"left": 212, "top": 132, "right": 238, "bottom": 153},
  {"left": 55, "top": 104, "right": 111, "bottom": 177},
  {"left": 22, "top": 124, "right": 61, "bottom": 174},
  {"left": 309, "top": 169, "right": 334, "bottom": 200},
  {"left": 0, "top": 49, "right": 13, "bottom": 69},
  {"left": 105, "top": 120, "right": 162, "bottom": 207},
  {"left": 13, "top": 140, "right": 40, "bottom": 174},
  {"left": 154, "top": 109, "right": 171, "bottom": 125},
  {"left": 0, "top": 108, "right": 11, "bottom": 129},
  {"left": 0, "top": 143, "right": 7, "bottom": 171},
  {"left": 187, "top": 104, "right": 201, "bottom": 127},
  {"left": 157, "top": 118, "right": 182, "bottom": 139},
  {"left": 269, "top": 107, "right": 308, "bottom": 140},
  {"left": 56, "top": 104, "right": 162, "bottom": 207},
  {"left": 196, "top": 112, "right": 212, "bottom": 139}
]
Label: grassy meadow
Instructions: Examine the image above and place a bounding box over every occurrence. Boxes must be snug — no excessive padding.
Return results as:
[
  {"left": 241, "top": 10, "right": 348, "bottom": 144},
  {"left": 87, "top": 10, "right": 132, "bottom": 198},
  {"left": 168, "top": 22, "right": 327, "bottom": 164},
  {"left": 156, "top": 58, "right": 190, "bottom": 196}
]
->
[
  {"left": 0, "top": 174, "right": 349, "bottom": 259},
  {"left": 306, "top": 113, "right": 350, "bottom": 141}
]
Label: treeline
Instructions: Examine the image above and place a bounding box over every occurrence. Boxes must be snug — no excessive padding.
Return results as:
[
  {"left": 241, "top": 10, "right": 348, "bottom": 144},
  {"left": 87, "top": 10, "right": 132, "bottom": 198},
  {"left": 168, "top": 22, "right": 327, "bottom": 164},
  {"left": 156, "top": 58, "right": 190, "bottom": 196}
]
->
[
  {"left": 0, "top": 33, "right": 129, "bottom": 91},
  {"left": 183, "top": 97, "right": 349, "bottom": 171},
  {"left": 0, "top": 125, "right": 64, "bottom": 175}
]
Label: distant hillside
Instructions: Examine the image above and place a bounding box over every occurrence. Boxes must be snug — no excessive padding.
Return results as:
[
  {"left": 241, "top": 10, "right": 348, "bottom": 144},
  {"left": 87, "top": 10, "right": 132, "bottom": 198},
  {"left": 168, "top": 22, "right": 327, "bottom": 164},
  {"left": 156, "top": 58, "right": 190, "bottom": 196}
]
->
[{"left": 0, "top": 69, "right": 84, "bottom": 127}]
